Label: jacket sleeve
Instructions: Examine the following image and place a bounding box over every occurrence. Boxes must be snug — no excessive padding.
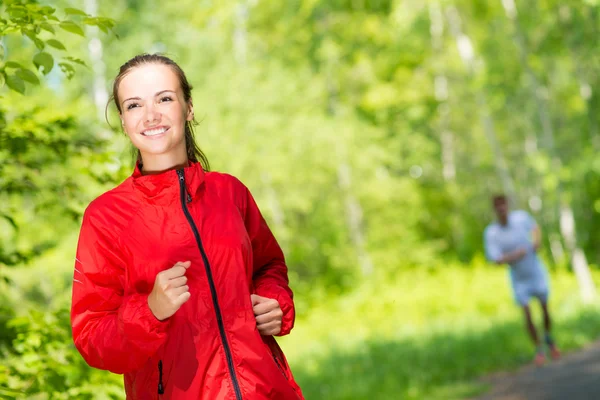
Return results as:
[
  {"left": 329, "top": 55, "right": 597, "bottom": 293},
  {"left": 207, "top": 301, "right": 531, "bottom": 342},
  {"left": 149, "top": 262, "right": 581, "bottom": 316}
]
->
[
  {"left": 71, "top": 207, "right": 170, "bottom": 374},
  {"left": 238, "top": 180, "right": 296, "bottom": 336}
]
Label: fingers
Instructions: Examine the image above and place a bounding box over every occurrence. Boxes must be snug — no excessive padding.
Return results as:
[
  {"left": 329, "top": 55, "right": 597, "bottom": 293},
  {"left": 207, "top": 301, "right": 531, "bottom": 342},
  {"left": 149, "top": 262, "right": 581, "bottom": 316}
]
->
[
  {"left": 257, "top": 320, "right": 281, "bottom": 336},
  {"left": 252, "top": 295, "right": 282, "bottom": 336},
  {"left": 255, "top": 308, "right": 283, "bottom": 325},
  {"left": 158, "top": 261, "right": 191, "bottom": 281},
  {"left": 251, "top": 294, "right": 262, "bottom": 306},
  {"left": 175, "top": 291, "right": 191, "bottom": 306},
  {"left": 170, "top": 276, "right": 188, "bottom": 288},
  {"left": 252, "top": 298, "right": 280, "bottom": 315},
  {"left": 172, "top": 285, "right": 190, "bottom": 297},
  {"left": 149, "top": 262, "right": 192, "bottom": 321}
]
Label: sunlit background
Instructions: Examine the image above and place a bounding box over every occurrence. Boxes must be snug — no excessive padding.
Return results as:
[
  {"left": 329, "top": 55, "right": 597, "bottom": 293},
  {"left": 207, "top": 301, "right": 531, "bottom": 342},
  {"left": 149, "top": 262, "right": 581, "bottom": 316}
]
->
[{"left": 2, "top": 1, "right": 600, "bottom": 399}]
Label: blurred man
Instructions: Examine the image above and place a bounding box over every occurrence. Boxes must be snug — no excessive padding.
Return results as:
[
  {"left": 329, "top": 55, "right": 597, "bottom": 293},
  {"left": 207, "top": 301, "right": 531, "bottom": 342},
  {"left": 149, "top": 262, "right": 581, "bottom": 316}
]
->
[{"left": 484, "top": 195, "right": 560, "bottom": 366}]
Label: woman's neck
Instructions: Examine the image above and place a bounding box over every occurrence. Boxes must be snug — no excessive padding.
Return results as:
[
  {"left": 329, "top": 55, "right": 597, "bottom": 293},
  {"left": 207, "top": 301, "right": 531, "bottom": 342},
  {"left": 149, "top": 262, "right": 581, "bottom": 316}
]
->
[{"left": 140, "top": 153, "right": 189, "bottom": 175}]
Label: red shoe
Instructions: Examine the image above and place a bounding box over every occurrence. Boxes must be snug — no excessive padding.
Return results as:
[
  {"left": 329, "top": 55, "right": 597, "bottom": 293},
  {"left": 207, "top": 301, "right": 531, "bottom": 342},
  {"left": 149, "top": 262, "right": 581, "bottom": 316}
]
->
[
  {"left": 549, "top": 346, "right": 561, "bottom": 360},
  {"left": 534, "top": 352, "right": 546, "bottom": 366}
]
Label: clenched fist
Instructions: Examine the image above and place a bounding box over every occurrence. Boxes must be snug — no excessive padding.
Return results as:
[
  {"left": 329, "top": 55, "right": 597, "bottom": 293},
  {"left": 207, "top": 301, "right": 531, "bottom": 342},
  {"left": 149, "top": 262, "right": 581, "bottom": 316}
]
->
[
  {"left": 251, "top": 294, "right": 283, "bottom": 336},
  {"left": 148, "top": 261, "right": 191, "bottom": 321}
]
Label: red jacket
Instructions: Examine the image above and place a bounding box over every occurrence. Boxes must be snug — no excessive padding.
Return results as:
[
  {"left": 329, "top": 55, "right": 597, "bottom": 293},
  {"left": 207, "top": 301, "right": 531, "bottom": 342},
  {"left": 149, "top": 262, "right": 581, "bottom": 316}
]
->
[{"left": 71, "top": 162, "right": 303, "bottom": 400}]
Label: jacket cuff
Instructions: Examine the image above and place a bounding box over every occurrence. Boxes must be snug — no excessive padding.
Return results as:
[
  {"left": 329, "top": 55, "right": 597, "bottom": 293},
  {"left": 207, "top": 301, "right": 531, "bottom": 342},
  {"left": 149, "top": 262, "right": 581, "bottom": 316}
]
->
[
  {"left": 255, "top": 284, "right": 295, "bottom": 336},
  {"left": 118, "top": 293, "right": 170, "bottom": 341}
]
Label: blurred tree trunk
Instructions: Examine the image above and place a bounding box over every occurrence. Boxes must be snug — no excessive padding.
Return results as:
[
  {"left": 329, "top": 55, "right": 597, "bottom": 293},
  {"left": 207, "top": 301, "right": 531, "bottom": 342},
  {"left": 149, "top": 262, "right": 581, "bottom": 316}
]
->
[
  {"left": 446, "top": 6, "right": 515, "bottom": 200},
  {"left": 322, "top": 15, "right": 373, "bottom": 276},
  {"left": 430, "top": 1, "right": 462, "bottom": 250},
  {"left": 85, "top": 0, "right": 109, "bottom": 126},
  {"left": 429, "top": 2, "right": 455, "bottom": 183},
  {"left": 502, "top": 0, "right": 596, "bottom": 302},
  {"left": 233, "top": 1, "right": 248, "bottom": 65}
]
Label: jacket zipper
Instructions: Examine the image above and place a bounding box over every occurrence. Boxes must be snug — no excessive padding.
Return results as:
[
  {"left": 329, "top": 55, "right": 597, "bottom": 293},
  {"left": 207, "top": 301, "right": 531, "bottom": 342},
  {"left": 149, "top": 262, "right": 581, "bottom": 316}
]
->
[
  {"left": 157, "top": 360, "right": 164, "bottom": 395},
  {"left": 272, "top": 353, "right": 286, "bottom": 378},
  {"left": 176, "top": 169, "right": 243, "bottom": 400}
]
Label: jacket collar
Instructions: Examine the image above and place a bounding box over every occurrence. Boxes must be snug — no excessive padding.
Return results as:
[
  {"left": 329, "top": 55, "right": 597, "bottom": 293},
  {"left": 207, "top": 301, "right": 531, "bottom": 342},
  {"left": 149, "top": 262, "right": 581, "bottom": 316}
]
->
[{"left": 131, "top": 161, "right": 205, "bottom": 206}]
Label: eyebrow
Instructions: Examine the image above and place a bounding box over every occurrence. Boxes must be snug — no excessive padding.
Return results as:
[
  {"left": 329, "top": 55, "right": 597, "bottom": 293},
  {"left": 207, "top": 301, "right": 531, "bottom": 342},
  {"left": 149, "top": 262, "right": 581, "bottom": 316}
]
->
[{"left": 121, "top": 90, "right": 177, "bottom": 106}]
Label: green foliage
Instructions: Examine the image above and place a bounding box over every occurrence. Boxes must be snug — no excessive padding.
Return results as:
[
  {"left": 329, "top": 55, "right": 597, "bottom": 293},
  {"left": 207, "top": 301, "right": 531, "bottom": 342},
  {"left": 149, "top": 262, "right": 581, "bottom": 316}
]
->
[
  {"left": 280, "top": 266, "right": 600, "bottom": 399},
  {"left": 0, "top": 308, "right": 123, "bottom": 399},
  {"left": 0, "top": 1, "right": 117, "bottom": 266},
  {"left": 0, "top": 92, "right": 111, "bottom": 266},
  {"left": 0, "top": 0, "right": 115, "bottom": 92}
]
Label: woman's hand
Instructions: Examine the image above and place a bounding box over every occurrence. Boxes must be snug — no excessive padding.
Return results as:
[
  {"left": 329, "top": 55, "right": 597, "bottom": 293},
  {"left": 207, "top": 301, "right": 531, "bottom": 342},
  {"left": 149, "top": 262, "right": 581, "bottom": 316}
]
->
[
  {"left": 148, "top": 261, "right": 191, "bottom": 321},
  {"left": 251, "top": 294, "right": 282, "bottom": 336}
]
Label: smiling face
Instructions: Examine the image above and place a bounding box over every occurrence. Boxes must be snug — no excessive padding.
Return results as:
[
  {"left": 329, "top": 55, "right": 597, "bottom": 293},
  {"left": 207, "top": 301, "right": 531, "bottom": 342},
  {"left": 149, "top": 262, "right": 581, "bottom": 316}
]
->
[{"left": 117, "top": 63, "right": 193, "bottom": 169}]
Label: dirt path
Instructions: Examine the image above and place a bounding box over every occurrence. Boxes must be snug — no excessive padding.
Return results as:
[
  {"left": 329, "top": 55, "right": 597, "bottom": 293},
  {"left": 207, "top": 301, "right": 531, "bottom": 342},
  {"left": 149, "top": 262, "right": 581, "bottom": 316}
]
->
[{"left": 474, "top": 341, "right": 600, "bottom": 400}]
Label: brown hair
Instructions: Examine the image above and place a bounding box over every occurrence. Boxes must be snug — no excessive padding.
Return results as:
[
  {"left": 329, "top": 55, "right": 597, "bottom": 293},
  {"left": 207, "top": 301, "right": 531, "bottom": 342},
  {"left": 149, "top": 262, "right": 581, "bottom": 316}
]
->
[
  {"left": 108, "top": 53, "right": 210, "bottom": 171},
  {"left": 492, "top": 194, "right": 507, "bottom": 205}
]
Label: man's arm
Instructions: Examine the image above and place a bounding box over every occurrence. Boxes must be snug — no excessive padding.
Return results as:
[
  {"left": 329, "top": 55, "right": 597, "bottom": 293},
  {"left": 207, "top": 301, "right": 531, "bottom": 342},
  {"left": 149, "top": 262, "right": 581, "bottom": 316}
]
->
[
  {"left": 484, "top": 227, "right": 527, "bottom": 266},
  {"left": 495, "top": 247, "right": 527, "bottom": 265}
]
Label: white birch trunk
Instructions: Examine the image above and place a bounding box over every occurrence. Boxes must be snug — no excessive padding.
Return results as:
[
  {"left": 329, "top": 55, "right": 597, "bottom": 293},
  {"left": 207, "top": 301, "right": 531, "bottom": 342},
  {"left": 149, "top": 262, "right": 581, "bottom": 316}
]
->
[
  {"left": 429, "top": 2, "right": 455, "bottom": 182},
  {"left": 446, "top": 6, "right": 515, "bottom": 199},
  {"left": 84, "top": 0, "right": 109, "bottom": 127},
  {"left": 338, "top": 162, "right": 373, "bottom": 276}
]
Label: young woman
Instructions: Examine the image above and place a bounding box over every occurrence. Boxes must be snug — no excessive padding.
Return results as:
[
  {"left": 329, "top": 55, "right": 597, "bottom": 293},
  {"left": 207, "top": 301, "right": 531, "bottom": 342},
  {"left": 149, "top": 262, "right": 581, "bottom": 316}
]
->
[{"left": 71, "top": 54, "right": 304, "bottom": 400}]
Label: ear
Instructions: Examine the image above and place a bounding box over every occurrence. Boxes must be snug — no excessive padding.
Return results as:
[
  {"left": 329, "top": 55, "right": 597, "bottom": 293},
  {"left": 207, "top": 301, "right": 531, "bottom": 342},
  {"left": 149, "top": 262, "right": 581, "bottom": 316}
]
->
[{"left": 186, "top": 101, "right": 194, "bottom": 121}]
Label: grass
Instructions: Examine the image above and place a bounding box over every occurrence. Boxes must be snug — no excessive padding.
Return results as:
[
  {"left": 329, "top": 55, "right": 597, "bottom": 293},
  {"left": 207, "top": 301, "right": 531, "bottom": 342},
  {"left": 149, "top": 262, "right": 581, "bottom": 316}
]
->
[
  {"left": 5, "top": 242, "right": 600, "bottom": 400},
  {"left": 279, "top": 264, "right": 600, "bottom": 399}
]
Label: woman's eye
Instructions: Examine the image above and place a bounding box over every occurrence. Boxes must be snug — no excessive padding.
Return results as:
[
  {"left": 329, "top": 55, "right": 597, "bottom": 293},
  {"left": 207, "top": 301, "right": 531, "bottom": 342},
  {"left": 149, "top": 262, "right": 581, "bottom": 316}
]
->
[
  {"left": 126, "top": 103, "right": 139, "bottom": 110},
  {"left": 159, "top": 96, "right": 173, "bottom": 103}
]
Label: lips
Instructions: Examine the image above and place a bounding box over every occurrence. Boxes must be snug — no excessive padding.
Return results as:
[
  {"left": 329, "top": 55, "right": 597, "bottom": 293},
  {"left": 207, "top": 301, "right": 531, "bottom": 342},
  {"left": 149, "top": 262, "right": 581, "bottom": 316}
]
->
[{"left": 142, "top": 126, "right": 169, "bottom": 136}]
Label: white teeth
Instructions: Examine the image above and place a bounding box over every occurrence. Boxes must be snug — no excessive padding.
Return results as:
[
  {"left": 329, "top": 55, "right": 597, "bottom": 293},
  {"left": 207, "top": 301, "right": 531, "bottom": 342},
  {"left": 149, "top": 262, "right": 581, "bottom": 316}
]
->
[{"left": 143, "top": 127, "right": 167, "bottom": 136}]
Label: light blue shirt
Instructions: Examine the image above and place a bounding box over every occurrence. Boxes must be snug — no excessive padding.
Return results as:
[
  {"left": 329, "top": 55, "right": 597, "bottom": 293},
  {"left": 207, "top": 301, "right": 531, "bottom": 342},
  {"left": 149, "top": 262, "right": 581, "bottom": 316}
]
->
[{"left": 484, "top": 210, "right": 546, "bottom": 283}]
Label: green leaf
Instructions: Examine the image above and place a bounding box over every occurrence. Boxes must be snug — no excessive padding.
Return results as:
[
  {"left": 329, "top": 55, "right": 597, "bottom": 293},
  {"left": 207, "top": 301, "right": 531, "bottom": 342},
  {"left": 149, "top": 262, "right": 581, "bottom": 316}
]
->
[
  {"left": 101, "top": 18, "right": 116, "bottom": 29},
  {"left": 6, "top": 6, "right": 27, "bottom": 19},
  {"left": 6, "top": 74, "right": 25, "bottom": 94},
  {"left": 40, "top": 5, "right": 56, "bottom": 15},
  {"left": 40, "top": 23, "right": 55, "bottom": 34},
  {"left": 0, "top": 72, "right": 5, "bottom": 88},
  {"left": 83, "top": 17, "right": 116, "bottom": 28},
  {"left": 23, "top": 28, "right": 37, "bottom": 41},
  {"left": 83, "top": 17, "right": 98, "bottom": 26},
  {"left": 0, "top": 43, "right": 4, "bottom": 61},
  {"left": 64, "top": 7, "right": 88, "bottom": 17},
  {"left": 34, "top": 37, "right": 45, "bottom": 50},
  {"left": 1, "top": 214, "right": 18, "bottom": 230},
  {"left": 58, "top": 62, "right": 75, "bottom": 80},
  {"left": 23, "top": 30, "right": 46, "bottom": 50},
  {"left": 2, "top": 26, "right": 20, "bottom": 35},
  {"left": 16, "top": 68, "right": 40, "bottom": 85},
  {"left": 97, "top": 24, "right": 108, "bottom": 34},
  {"left": 4, "top": 61, "right": 23, "bottom": 69},
  {"left": 59, "top": 21, "right": 84, "bottom": 36},
  {"left": 46, "top": 39, "right": 66, "bottom": 50},
  {"left": 64, "top": 57, "right": 87, "bottom": 67},
  {"left": 33, "top": 52, "right": 54, "bottom": 75}
]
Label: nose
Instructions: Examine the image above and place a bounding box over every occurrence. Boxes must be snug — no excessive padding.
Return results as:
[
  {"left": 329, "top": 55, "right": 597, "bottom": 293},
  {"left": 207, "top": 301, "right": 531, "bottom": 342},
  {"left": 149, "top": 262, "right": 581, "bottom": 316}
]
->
[{"left": 143, "top": 102, "right": 161, "bottom": 125}]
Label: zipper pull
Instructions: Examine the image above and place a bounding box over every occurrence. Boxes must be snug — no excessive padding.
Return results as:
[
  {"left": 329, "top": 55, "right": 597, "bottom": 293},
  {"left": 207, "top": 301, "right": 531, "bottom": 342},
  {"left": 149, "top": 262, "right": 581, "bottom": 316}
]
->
[{"left": 177, "top": 169, "right": 192, "bottom": 202}]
